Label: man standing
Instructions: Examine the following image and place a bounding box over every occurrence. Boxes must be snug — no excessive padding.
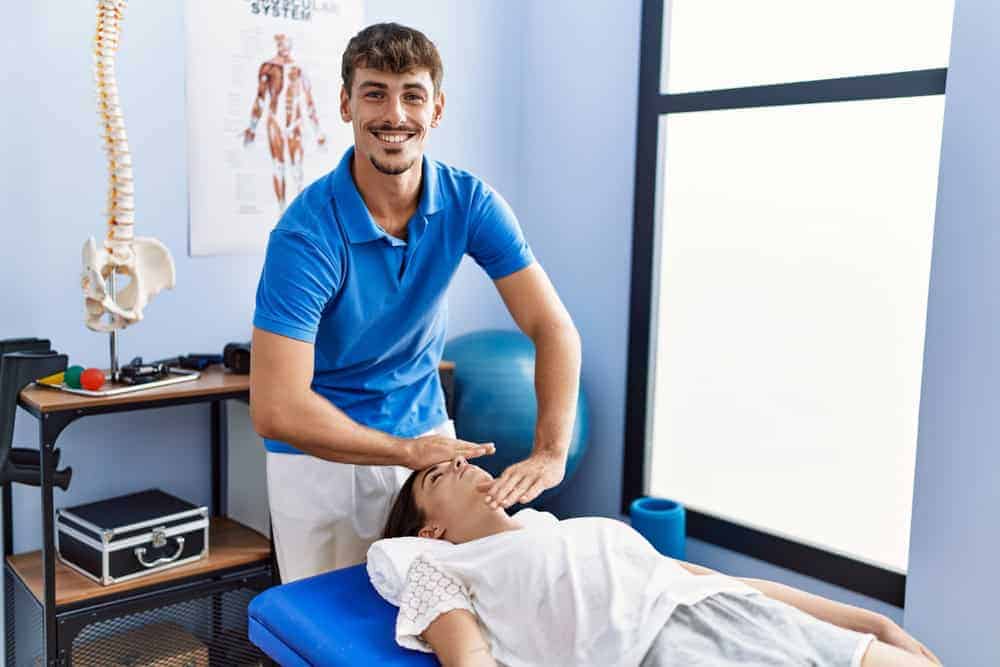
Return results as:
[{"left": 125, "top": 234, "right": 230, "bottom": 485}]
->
[{"left": 251, "top": 23, "right": 581, "bottom": 583}]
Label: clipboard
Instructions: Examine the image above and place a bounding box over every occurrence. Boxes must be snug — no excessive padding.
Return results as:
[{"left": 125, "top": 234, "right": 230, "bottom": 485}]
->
[{"left": 34, "top": 368, "right": 201, "bottom": 397}]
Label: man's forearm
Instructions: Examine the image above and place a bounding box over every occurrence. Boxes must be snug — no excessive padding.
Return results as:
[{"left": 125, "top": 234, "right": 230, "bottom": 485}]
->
[
  {"left": 739, "top": 577, "right": 887, "bottom": 635},
  {"left": 530, "top": 321, "right": 582, "bottom": 459},
  {"left": 252, "top": 389, "right": 410, "bottom": 466}
]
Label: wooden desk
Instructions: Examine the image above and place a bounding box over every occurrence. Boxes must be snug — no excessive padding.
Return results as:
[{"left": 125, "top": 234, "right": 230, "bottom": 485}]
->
[
  {"left": 19, "top": 365, "right": 251, "bottom": 415},
  {"left": 6, "top": 366, "right": 271, "bottom": 666}
]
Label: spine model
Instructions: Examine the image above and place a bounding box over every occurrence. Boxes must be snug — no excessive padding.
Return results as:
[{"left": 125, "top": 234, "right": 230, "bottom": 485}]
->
[
  {"left": 82, "top": 0, "right": 176, "bottom": 333},
  {"left": 95, "top": 0, "right": 135, "bottom": 251}
]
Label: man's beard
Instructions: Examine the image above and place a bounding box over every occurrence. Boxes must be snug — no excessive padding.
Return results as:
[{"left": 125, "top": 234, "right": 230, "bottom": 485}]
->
[{"left": 370, "top": 153, "right": 417, "bottom": 176}]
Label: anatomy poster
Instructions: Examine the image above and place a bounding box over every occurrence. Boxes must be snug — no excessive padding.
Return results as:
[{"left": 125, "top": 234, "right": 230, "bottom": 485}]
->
[{"left": 185, "top": 0, "right": 363, "bottom": 255}]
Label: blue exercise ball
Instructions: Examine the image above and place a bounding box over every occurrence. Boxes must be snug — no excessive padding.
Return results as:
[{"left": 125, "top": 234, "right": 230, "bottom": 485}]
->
[{"left": 443, "top": 329, "right": 589, "bottom": 501}]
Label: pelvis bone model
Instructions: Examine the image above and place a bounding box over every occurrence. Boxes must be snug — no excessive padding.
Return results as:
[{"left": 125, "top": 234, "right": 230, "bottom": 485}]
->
[{"left": 82, "top": 0, "right": 175, "bottom": 333}]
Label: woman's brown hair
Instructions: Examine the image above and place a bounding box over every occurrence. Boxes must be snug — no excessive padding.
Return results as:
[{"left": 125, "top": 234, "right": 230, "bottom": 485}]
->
[{"left": 382, "top": 469, "right": 427, "bottom": 539}]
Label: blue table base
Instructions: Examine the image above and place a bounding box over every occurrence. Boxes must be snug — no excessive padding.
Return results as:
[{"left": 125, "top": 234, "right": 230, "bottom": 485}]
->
[{"left": 248, "top": 563, "right": 437, "bottom": 666}]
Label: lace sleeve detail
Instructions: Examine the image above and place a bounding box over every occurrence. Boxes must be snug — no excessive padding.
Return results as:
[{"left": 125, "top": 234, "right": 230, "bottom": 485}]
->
[{"left": 395, "top": 554, "right": 476, "bottom": 653}]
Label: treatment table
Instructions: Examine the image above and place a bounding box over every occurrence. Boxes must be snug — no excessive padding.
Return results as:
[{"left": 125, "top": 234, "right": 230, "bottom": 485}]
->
[{"left": 248, "top": 563, "right": 437, "bottom": 666}]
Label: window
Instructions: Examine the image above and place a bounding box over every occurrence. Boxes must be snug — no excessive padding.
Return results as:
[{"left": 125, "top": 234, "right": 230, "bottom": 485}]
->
[
  {"left": 662, "top": 1, "right": 954, "bottom": 94},
  {"left": 624, "top": 0, "right": 954, "bottom": 607}
]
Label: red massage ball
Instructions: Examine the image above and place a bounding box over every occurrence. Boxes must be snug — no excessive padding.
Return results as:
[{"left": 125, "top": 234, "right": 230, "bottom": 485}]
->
[{"left": 80, "top": 368, "right": 106, "bottom": 391}]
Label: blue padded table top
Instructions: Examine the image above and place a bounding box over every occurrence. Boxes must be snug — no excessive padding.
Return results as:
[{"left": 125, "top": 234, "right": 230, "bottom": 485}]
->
[{"left": 248, "top": 563, "right": 438, "bottom": 667}]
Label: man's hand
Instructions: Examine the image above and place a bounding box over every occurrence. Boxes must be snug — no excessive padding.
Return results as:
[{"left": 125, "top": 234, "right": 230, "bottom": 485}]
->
[
  {"left": 242, "top": 128, "right": 256, "bottom": 146},
  {"left": 403, "top": 435, "right": 495, "bottom": 471},
  {"left": 876, "top": 617, "right": 942, "bottom": 665},
  {"left": 477, "top": 451, "right": 566, "bottom": 509}
]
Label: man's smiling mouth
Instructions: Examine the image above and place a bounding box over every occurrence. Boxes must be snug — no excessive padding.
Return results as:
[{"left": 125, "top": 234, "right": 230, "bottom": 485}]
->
[{"left": 371, "top": 130, "right": 416, "bottom": 145}]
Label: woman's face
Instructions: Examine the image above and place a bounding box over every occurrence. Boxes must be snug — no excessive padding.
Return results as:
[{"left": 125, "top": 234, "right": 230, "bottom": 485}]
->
[{"left": 412, "top": 457, "right": 494, "bottom": 540}]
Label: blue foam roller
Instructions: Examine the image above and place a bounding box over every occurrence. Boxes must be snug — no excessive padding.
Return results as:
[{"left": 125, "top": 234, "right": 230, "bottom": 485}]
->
[{"left": 630, "top": 496, "right": 686, "bottom": 560}]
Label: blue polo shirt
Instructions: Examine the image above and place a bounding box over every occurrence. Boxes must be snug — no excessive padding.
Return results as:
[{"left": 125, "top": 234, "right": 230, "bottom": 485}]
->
[{"left": 253, "top": 147, "right": 535, "bottom": 454}]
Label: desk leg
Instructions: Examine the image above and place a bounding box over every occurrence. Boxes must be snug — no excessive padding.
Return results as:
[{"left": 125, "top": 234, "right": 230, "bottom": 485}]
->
[
  {"left": 3, "top": 483, "right": 12, "bottom": 665},
  {"left": 3, "top": 484, "right": 11, "bottom": 558},
  {"left": 39, "top": 428, "right": 57, "bottom": 665},
  {"left": 37, "top": 412, "right": 73, "bottom": 667},
  {"left": 210, "top": 401, "right": 228, "bottom": 518},
  {"left": 209, "top": 400, "right": 229, "bottom": 662}
]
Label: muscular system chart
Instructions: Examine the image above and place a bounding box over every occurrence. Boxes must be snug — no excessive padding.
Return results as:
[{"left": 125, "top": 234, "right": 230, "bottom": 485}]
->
[{"left": 185, "top": 0, "right": 363, "bottom": 255}]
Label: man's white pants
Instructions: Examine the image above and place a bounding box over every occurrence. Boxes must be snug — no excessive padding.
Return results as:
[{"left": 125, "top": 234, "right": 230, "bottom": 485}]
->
[{"left": 266, "top": 419, "right": 456, "bottom": 583}]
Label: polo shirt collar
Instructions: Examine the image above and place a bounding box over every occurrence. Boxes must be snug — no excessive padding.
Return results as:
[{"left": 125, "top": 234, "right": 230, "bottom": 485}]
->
[
  {"left": 332, "top": 147, "right": 442, "bottom": 245},
  {"left": 417, "top": 153, "right": 443, "bottom": 216}
]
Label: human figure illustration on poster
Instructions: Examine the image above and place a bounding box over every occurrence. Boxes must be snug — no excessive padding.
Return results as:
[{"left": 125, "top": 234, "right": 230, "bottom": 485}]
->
[
  {"left": 185, "top": 0, "right": 363, "bottom": 256},
  {"left": 242, "top": 34, "right": 328, "bottom": 211}
]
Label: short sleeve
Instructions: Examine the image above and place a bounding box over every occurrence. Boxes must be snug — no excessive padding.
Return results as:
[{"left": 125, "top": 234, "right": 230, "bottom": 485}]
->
[
  {"left": 466, "top": 183, "right": 536, "bottom": 280},
  {"left": 253, "top": 230, "right": 342, "bottom": 343},
  {"left": 395, "top": 554, "right": 476, "bottom": 653}
]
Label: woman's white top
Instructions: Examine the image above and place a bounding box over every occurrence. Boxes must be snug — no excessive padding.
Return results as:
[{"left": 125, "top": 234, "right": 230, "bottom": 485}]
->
[{"left": 367, "top": 509, "right": 758, "bottom": 667}]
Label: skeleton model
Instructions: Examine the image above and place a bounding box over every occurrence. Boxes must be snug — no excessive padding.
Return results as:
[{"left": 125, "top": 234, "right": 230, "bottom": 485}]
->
[
  {"left": 82, "top": 0, "right": 175, "bottom": 338},
  {"left": 243, "top": 34, "right": 327, "bottom": 211}
]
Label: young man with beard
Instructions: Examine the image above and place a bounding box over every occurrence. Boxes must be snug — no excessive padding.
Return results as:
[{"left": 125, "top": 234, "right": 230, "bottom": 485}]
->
[{"left": 250, "top": 22, "right": 582, "bottom": 583}]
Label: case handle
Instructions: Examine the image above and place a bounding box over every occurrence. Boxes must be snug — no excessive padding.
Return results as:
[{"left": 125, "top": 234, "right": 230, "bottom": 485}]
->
[{"left": 134, "top": 534, "right": 185, "bottom": 568}]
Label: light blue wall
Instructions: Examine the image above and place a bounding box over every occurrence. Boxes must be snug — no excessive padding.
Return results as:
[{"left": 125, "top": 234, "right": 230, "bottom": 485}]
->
[
  {"left": 518, "top": 1, "right": 638, "bottom": 524},
  {"left": 903, "top": 0, "right": 1000, "bottom": 663},
  {"left": 4, "top": 1, "right": 41, "bottom": 331},
  {"left": 1, "top": 1, "right": 524, "bottom": 555}
]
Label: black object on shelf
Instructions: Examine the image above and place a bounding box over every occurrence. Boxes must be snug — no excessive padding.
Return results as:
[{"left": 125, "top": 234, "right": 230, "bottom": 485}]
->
[
  {"left": 223, "top": 342, "right": 251, "bottom": 375},
  {"left": 152, "top": 353, "right": 224, "bottom": 371},
  {"left": 57, "top": 489, "right": 209, "bottom": 586},
  {"left": 118, "top": 356, "right": 171, "bottom": 385}
]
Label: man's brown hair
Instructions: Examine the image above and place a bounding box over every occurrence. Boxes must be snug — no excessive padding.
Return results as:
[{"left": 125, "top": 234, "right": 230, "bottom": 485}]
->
[{"left": 342, "top": 22, "right": 443, "bottom": 97}]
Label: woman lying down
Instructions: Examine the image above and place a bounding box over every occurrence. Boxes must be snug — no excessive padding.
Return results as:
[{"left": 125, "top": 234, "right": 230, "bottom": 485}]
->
[{"left": 367, "top": 457, "right": 941, "bottom": 667}]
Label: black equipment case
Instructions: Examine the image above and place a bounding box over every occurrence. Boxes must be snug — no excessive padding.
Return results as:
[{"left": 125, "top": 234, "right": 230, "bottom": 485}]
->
[{"left": 56, "top": 489, "right": 209, "bottom": 586}]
